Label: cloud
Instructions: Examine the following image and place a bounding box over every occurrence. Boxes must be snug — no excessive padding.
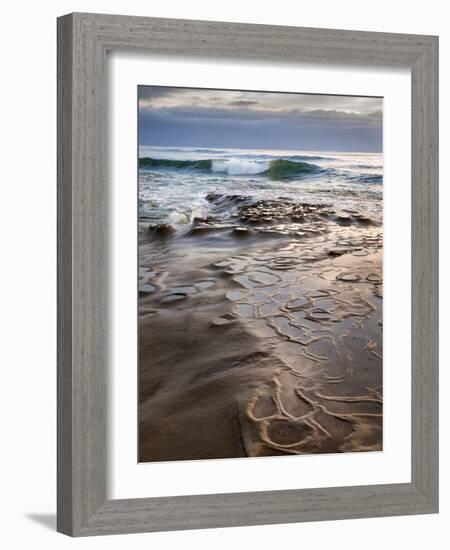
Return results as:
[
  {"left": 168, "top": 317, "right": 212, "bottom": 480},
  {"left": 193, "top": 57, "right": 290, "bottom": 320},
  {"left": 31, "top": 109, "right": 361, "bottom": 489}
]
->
[
  {"left": 138, "top": 86, "right": 172, "bottom": 101},
  {"left": 139, "top": 109, "right": 382, "bottom": 152},
  {"left": 294, "top": 108, "right": 382, "bottom": 122},
  {"left": 138, "top": 86, "right": 383, "bottom": 122},
  {"left": 144, "top": 105, "right": 382, "bottom": 128},
  {"left": 227, "top": 99, "right": 259, "bottom": 107},
  {"left": 137, "top": 86, "right": 383, "bottom": 152}
]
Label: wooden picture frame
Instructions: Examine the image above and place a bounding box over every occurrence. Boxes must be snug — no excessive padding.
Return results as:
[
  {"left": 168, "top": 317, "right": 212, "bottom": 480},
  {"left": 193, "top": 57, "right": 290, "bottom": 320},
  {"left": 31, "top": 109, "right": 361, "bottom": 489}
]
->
[{"left": 57, "top": 12, "right": 438, "bottom": 536}]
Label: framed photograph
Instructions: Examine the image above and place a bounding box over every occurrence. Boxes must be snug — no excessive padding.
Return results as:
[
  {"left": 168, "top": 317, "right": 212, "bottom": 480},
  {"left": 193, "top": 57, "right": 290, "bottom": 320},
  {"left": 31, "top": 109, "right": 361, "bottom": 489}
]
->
[
  {"left": 57, "top": 13, "right": 438, "bottom": 536},
  {"left": 137, "top": 85, "right": 385, "bottom": 462}
]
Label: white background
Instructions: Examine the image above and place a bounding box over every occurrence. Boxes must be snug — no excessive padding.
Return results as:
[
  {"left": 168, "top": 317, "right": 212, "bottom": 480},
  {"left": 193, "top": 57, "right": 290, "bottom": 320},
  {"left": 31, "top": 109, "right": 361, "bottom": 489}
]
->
[
  {"left": 0, "top": 1, "right": 447, "bottom": 548},
  {"left": 109, "top": 54, "right": 411, "bottom": 498}
]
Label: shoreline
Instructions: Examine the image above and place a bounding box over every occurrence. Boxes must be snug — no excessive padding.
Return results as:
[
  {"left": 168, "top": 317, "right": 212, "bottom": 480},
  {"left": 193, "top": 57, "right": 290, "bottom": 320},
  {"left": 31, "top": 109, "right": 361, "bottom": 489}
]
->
[{"left": 138, "top": 200, "right": 383, "bottom": 462}]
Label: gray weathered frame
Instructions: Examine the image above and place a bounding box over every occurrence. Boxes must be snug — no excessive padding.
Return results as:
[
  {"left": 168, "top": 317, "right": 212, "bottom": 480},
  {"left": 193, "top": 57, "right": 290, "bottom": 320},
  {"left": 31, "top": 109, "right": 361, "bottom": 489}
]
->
[{"left": 57, "top": 12, "right": 438, "bottom": 537}]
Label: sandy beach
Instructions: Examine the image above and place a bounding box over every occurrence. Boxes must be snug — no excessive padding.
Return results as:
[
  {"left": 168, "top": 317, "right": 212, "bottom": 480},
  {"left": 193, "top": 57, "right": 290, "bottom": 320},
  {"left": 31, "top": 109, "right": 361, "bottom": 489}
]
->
[{"left": 138, "top": 194, "right": 383, "bottom": 461}]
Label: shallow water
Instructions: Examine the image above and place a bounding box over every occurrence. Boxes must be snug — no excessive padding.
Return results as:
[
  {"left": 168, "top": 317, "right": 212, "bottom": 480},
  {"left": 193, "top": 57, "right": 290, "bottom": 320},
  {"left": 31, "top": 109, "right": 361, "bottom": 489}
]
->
[{"left": 138, "top": 146, "right": 383, "bottom": 462}]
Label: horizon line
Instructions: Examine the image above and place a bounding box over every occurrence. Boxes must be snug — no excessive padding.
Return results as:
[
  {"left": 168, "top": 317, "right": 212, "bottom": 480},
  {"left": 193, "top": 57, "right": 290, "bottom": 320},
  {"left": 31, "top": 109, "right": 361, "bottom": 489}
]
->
[{"left": 138, "top": 143, "right": 383, "bottom": 155}]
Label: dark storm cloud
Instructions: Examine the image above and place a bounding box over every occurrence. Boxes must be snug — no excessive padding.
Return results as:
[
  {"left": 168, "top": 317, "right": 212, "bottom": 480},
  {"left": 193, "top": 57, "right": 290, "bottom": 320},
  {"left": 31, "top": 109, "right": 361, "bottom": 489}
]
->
[
  {"left": 227, "top": 99, "right": 259, "bottom": 107},
  {"left": 146, "top": 105, "right": 381, "bottom": 125},
  {"left": 138, "top": 86, "right": 383, "bottom": 152},
  {"left": 138, "top": 86, "right": 172, "bottom": 101}
]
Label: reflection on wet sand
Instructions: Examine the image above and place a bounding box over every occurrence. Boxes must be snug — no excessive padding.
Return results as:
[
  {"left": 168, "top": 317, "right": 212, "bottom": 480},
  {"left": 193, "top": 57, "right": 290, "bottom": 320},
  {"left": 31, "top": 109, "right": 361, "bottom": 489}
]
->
[{"left": 138, "top": 196, "right": 382, "bottom": 462}]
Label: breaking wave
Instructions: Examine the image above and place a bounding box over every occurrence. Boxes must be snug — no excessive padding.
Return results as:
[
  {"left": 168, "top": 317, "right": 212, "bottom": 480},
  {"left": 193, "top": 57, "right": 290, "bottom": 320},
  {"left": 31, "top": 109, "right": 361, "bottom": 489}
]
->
[{"left": 139, "top": 157, "right": 322, "bottom": 179}]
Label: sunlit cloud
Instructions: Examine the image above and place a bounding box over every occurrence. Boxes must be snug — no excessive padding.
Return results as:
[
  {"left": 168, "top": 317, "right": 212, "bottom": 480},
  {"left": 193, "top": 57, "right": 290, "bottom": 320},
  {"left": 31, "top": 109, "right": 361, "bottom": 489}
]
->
[{"left": 139, "top": 86, "right": 382, "bottom": 119}]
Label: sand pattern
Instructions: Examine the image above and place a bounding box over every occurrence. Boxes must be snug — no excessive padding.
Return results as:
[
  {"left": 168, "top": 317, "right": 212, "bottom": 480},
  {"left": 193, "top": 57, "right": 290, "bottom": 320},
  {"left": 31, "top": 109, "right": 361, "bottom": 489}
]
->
[{"left": 138, "top": 197, "right": 382, "bottom": 461}]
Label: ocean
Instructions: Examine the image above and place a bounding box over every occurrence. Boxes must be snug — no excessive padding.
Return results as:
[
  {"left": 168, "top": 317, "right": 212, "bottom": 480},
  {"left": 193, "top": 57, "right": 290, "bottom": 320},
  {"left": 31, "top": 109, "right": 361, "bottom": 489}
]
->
[
  {"left": 138, "top": 146, "right": 383, "bottom": 234},
  {"left": 138, "top": 145, "right": 383, "bottom": 461}
]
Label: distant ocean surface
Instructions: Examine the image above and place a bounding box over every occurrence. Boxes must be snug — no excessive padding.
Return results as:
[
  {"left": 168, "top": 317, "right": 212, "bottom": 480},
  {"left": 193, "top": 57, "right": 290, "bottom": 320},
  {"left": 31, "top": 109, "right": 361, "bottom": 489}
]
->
[{"left": 138, "top": 146, "right": 383, "bottom": 231}]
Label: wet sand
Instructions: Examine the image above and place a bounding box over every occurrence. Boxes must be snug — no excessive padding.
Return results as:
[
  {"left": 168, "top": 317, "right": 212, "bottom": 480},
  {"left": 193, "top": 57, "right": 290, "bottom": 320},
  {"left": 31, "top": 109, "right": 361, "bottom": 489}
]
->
[{"left": 138, "top": 197, "right": 383, "bottom": 462}]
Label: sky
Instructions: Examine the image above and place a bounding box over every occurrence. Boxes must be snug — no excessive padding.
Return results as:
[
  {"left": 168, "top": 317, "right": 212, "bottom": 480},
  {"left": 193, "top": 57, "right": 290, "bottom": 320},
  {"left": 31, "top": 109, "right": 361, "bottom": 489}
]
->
[{"left": 138, "top": 86, "right": 383, "bottom": 153}]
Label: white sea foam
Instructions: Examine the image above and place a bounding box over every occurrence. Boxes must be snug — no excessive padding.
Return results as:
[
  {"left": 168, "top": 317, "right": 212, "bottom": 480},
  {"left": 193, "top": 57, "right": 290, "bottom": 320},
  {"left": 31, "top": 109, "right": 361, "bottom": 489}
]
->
[
  {"left": 167, "top": 210, "right": 190, "bottom": 225},
  {"left": 138, "top": 147, "right": 383, "bottom": 226},
  {"left": 168, "top": 204, "right": 211, "bottom": 226},
  {"left": 211, "top": 159, "right": 269, "bottom": 175}
]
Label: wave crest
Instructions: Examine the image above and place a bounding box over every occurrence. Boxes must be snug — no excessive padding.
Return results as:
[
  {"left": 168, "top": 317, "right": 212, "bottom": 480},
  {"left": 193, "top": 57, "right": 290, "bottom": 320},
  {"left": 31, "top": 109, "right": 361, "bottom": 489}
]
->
[
  {"left": 139, "top": 157, "right": 321, "bottom": 179},
  {"left": 139, "top": 157, "right": 212, "bottom": 170}
]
